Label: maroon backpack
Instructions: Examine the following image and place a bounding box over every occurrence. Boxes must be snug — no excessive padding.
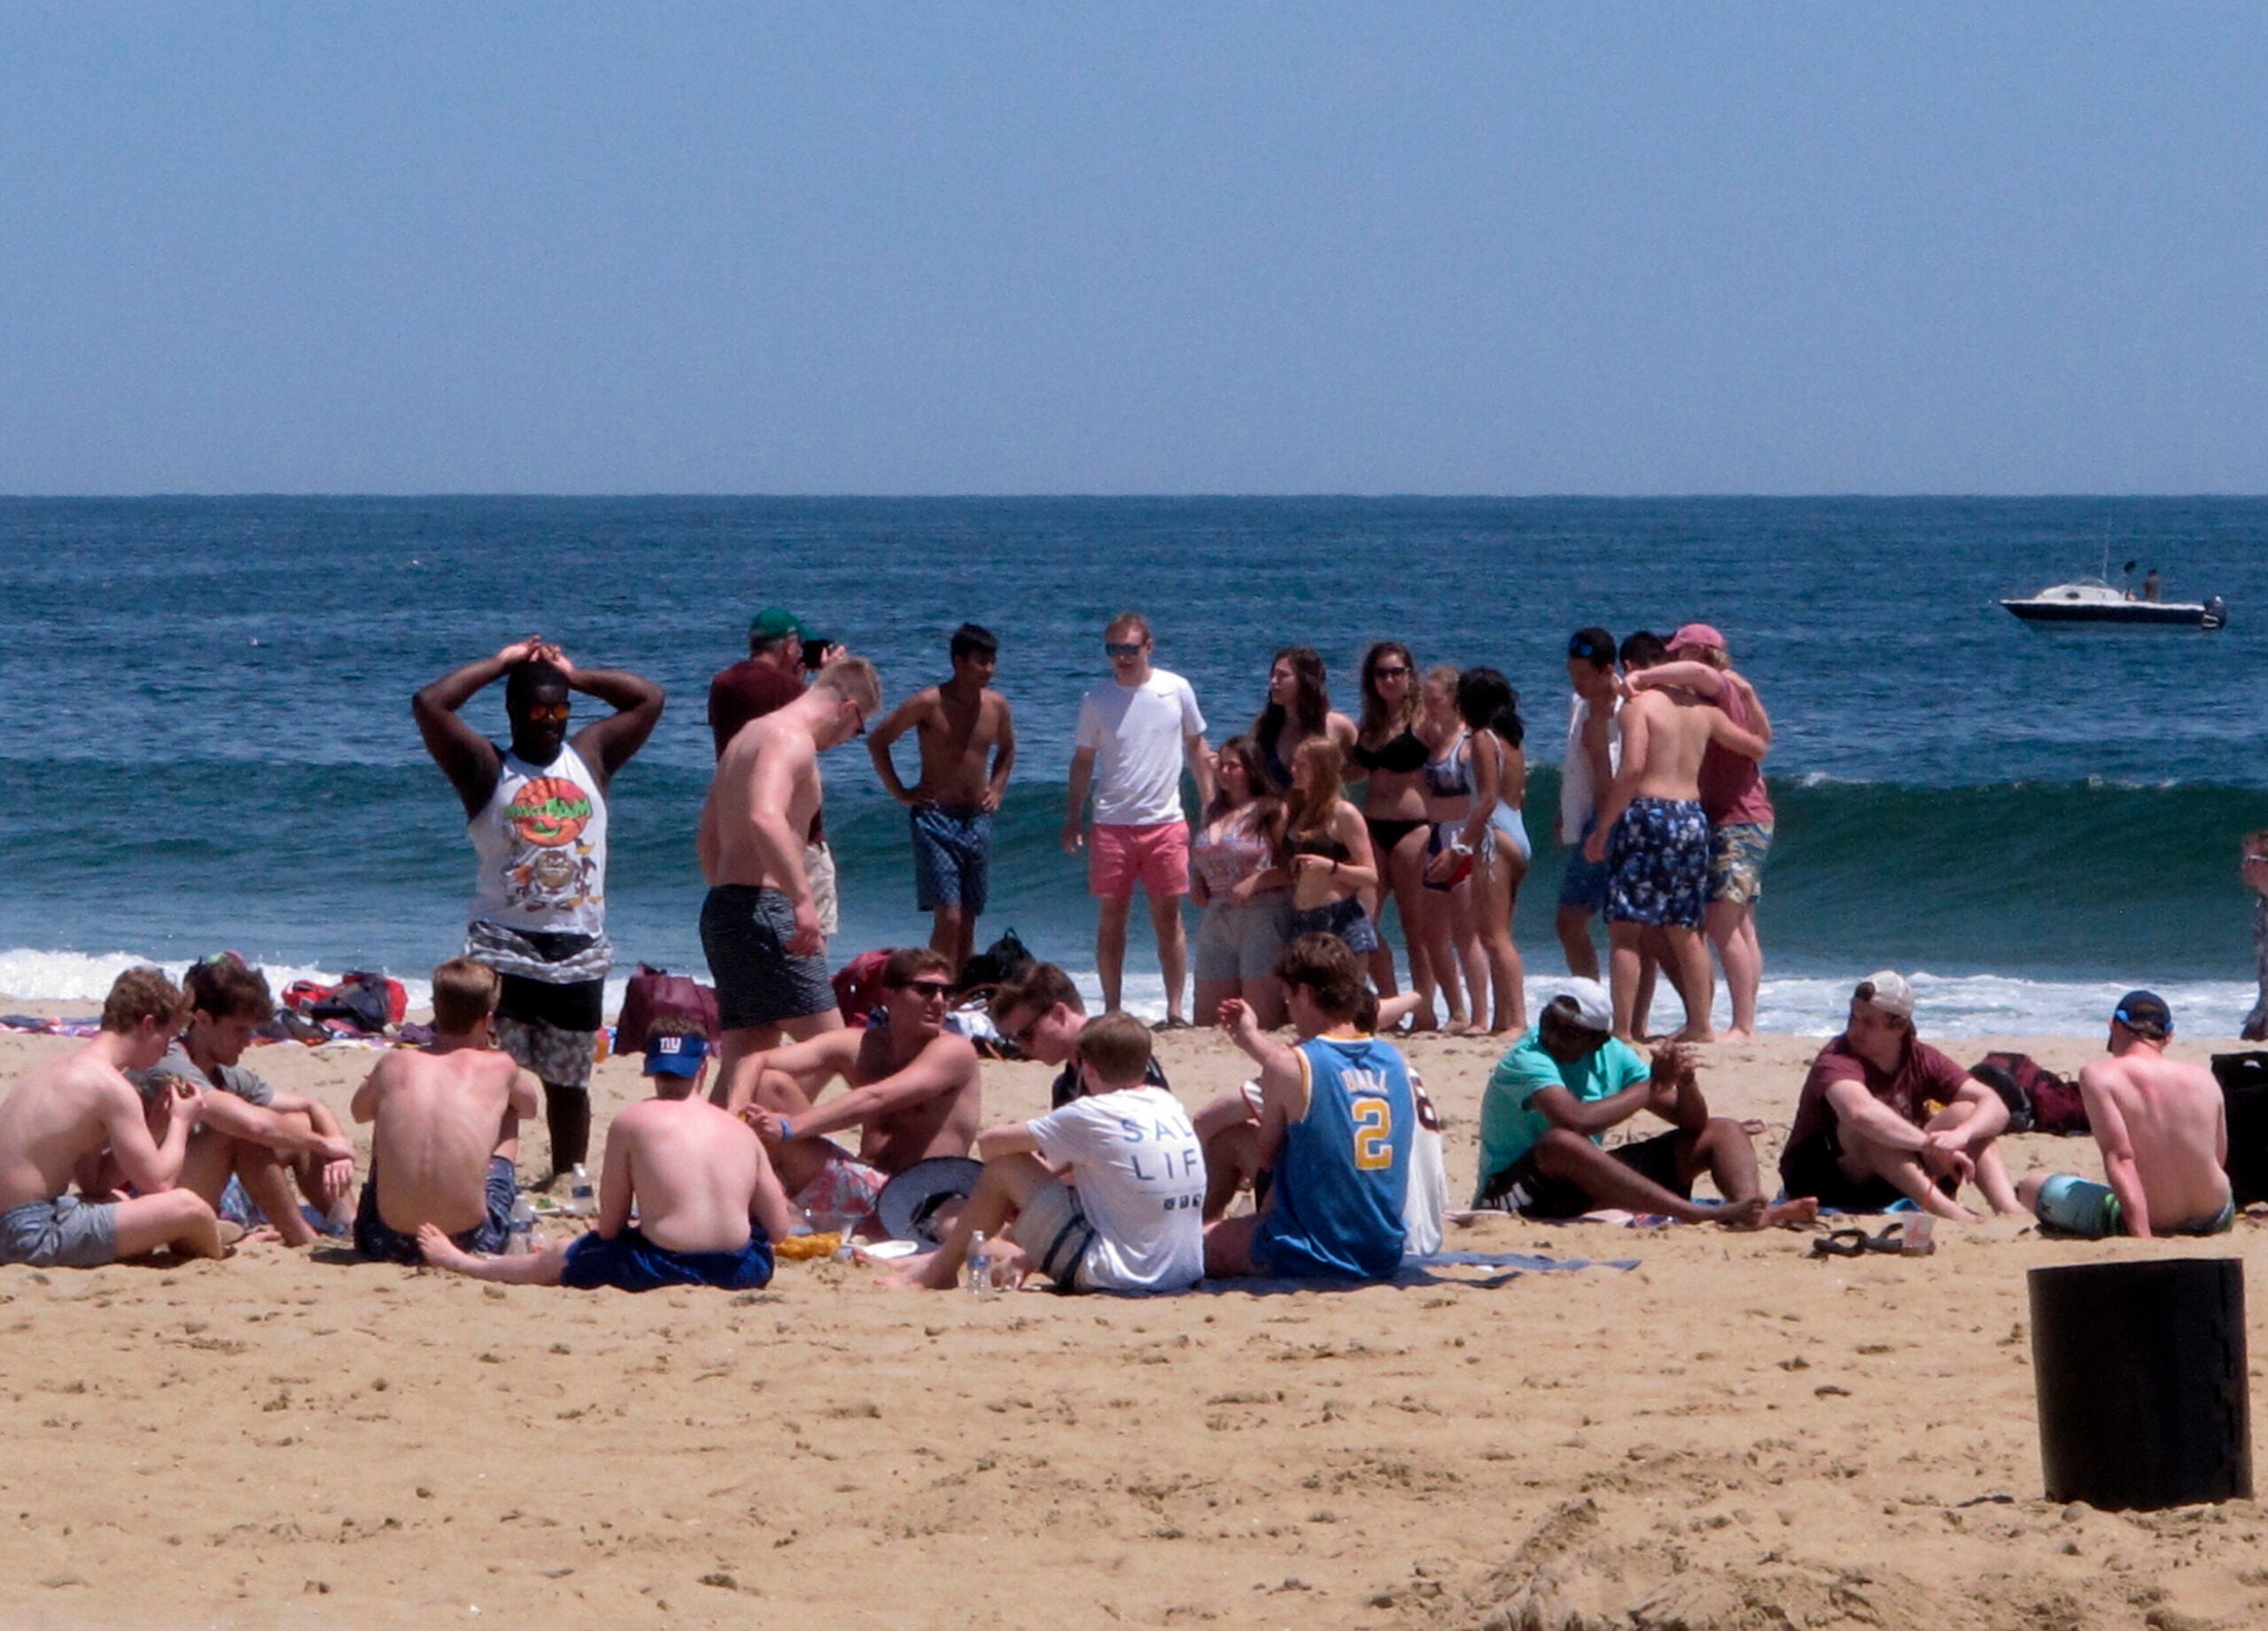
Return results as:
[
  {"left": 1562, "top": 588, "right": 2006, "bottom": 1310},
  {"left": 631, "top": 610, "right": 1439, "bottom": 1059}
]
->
[{"left": 1969, "top": 1051, "right": 2090, "bottom": 1137}]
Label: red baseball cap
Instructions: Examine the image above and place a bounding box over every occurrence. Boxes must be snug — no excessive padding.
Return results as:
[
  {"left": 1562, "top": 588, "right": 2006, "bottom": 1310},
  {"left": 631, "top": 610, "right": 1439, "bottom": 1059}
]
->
[{"left": 1669, "top": 622, "right": 1728, "bottom": 654}]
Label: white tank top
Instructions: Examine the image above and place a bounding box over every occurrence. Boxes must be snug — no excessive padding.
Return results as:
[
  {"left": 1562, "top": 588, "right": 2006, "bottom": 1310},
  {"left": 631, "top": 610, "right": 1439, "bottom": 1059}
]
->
[
  {"left": 469, "top": 742, "right": 609, "bottom": 936},
  {"left": 1560, "top": 694, "right": 1622, "bottom": 835}
]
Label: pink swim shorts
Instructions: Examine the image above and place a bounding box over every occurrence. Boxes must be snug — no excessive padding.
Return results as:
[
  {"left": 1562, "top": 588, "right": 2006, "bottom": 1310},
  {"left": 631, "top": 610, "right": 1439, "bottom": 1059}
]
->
[{"left": 1088, "top": 820, "right": 1191, "bottom": 901}]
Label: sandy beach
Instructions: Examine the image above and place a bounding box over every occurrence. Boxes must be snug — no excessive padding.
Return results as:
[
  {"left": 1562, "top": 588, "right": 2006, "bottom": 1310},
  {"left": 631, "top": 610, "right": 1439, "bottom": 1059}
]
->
[{"left": 1, "top": 1016, "right": 2263, "bottom": 1631}]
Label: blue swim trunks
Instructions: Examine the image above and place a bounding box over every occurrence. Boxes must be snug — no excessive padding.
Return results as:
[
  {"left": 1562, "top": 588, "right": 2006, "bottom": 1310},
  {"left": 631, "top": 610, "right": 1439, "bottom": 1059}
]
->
[
  {"left": 559, "top": 1227, "right": 775, "bottom": 1293},
  {"left": 911, "top": 804, "right": 991, "bottom": 915},
  {"left": 1558, "top": 815, "right": 1610, "bottom": 913},
  {"left": 353, "top": 1154, "right": 517, "bottom": 1265},
  {"left": 1604, "top": 796, "right": 1709, "bottom": 929},
  {"left": 2032, "top": 1174, "right": 2235, "bottom": 1240}
]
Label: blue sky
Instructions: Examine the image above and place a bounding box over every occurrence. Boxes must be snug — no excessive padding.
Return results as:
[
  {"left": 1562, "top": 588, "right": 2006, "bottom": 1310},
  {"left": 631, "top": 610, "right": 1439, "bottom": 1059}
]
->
[{"left": 2, "top": 4, "right": 2262, "bottom": 493}]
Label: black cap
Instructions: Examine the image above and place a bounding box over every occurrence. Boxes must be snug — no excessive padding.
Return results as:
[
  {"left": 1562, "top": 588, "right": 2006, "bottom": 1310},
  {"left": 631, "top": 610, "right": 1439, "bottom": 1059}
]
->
[{"left": 2112, "top": 990, "right": 2172, "bottom": 1037}]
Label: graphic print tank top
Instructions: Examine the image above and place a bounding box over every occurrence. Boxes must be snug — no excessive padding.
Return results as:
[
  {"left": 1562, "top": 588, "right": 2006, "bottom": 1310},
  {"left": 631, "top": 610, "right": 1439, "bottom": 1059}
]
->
[{"left": 469, "top": 742, "right": 609, "bottom": 936}]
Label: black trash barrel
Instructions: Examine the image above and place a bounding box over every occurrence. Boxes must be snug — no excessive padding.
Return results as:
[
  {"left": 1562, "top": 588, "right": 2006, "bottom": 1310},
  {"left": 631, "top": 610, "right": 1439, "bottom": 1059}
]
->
[{"left": 2028, "top": 1257, "right": 2251, "bottom": 1511}]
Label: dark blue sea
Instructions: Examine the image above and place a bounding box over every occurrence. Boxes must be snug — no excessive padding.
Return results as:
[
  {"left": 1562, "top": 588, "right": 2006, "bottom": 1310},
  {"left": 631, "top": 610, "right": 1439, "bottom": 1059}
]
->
[{"left": 3, "top": 495, "right": 2264, "bottom": 1035}]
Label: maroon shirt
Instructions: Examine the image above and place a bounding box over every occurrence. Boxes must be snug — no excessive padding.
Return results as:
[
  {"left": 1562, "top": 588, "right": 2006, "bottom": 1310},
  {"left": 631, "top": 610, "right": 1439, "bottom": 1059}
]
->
[
  {"left": 1783, "top": 1032, "right": 1970, "bottom": 1161},
  {"left": 1696, "top": 680, "right": 1774, "bottom": 827},
  {"left": 707, "top": 658, "right": 823, "bottom": 843}
]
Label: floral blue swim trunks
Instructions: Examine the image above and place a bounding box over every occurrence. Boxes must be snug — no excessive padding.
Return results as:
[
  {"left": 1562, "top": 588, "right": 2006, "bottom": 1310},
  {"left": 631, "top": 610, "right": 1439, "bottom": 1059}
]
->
[{"left": 1604, "top": 796, "right": 1709, "bottom": 929}]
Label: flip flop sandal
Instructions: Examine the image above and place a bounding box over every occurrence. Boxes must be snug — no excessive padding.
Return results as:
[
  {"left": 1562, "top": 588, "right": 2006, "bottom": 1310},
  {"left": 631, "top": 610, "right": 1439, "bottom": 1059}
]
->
[{"left": 1809, "top": 1228, "right": 1870, "bottom": 1258}]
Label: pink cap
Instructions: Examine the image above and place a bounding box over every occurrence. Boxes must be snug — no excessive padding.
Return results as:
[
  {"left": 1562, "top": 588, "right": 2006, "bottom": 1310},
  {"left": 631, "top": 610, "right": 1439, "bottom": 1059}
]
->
[{"left": 1669, "top": 622, "right": 1727, "bottom": 654}]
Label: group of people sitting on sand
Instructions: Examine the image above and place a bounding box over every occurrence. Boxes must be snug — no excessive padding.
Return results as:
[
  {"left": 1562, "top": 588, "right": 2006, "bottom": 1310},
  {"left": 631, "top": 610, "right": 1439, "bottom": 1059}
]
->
[{"left": 0, "top": 934, "right": 2235, "bottom": 1294}]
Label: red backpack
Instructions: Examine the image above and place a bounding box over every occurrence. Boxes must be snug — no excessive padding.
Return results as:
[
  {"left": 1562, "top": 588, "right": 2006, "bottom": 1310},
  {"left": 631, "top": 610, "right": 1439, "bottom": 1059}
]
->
[
  {"left": 1969, "top": 1051, "right": 2090, "bottom": 1137},
  {"left": 831, "top": 949, "right": 897, "bottom": 1026}
]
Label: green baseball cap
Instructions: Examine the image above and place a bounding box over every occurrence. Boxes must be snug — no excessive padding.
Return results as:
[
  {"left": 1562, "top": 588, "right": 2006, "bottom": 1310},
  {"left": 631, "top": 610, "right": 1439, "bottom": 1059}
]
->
[{"left": 748, "top": 607, "right": 806, "bottom": 643}]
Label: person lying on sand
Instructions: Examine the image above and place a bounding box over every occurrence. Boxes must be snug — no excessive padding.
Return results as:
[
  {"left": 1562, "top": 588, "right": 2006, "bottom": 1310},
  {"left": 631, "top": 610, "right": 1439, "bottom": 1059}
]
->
[
  {"left": 737, "top": 949, "right": 983, "bottom": 1235},
  {"left": 1779, "top": 971, "right": 2022, "bottom": 1222},
  {"left": 882, "top": 1013, "right": 1204, "bottom": 1293},
  {"left": 990, "top": 961, "right": 1170, "bottom": 1109},
  {"left": 139, "top": 955, "right": 356, "bottom": 1246},
  {"left": 420, "top": 1029, "right": 794, "bottom": 1291},
  {"left": 1471, "top": 982, "right": 1814, "bottom": 1229},
  {"left": 2019, "top": 991, "right": 2233, "bottom": 1239},
  {"left": 350, "top": 959, "right": 536, "bottom": 1265},
  {"left": 0, "top": 967, "right": 225, "bottom": 1267},
  {"left": 1203, "top": 933, "right": 1415, "bottom": 1282}
]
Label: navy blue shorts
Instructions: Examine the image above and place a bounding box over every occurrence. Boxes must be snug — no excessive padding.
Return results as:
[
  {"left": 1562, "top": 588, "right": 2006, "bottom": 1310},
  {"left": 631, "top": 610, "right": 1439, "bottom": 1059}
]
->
[
  {"left": 354, "top": 1154, "right": 517, "bottom": 1265},
  {"left": 1604, "top": 797, "right": 1708, "bottom": 929},
  {"left": 910, "top": 804, "right": 991, "bottom": 914},
  {"left": 700, "top": 884, "right": 836, "bottom": 1031},
  {"left": 559, "top": 1227, "right": 774, "bottom": 1293}
]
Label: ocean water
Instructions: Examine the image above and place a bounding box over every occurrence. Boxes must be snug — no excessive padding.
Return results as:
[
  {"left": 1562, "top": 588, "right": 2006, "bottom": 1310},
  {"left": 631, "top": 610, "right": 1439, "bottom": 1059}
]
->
[{"left": 3, "top": 495, "right": 2264, "bottom": 1037}]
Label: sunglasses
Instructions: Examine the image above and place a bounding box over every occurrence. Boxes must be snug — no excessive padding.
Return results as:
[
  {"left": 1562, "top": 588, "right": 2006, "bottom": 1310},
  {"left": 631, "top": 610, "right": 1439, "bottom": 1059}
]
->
[
  {"left": 522, "top": 702, "right": 571, "bottom": 724},
  {"left": 1105, "top": 642, "right": 1146, "bottom": 658},
  {"left": 1007, "top": 1010, "right": 1044, "bottom": 1047},
  {"left": 898, "top": 979, "right": 955, "bottom": 999},
  {"left": 1372, "top": 664, "right": 1410, "bottom": 679}
]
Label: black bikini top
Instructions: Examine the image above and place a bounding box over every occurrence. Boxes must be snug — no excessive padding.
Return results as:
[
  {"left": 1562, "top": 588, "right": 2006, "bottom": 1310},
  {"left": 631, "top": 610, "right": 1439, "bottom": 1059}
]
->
[
  {"left": 1350, "top": 728, "right": 1428, "bottom": 775},
  {"left": 1285, "top": 830, "right": 1351, "bottom": 864}
]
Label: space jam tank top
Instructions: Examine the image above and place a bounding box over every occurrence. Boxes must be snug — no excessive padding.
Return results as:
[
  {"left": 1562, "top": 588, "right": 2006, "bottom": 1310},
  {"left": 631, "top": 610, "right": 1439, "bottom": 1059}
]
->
[{"left": 468, "top": 742, "right": 610, "bottom": 936}]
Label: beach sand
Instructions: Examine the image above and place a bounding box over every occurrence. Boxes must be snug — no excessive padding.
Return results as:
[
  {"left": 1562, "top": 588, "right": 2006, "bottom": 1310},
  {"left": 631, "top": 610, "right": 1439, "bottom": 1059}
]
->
[{"left": 2, "top": 1019, "right": 2264, "bottom": 1630}]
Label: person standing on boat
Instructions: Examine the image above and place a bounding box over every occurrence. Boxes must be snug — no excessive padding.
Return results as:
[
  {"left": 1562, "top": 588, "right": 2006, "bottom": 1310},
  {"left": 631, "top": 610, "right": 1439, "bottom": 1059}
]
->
[{"left": 415, "top": 636, "right": 665, "bottom": 1183}]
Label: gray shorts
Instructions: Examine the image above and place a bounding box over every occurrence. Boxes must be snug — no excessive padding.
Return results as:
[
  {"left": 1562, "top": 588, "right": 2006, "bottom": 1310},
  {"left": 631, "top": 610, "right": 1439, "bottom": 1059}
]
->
[
  {"left": 1193, "top": 897, "right": 1293, "bottom": 982},
  {"left": 1009, "top": 1177, "right": 1098, "bottom": 1293},
  {"left": 0, "top": 1194, "right": 120, "bottom": 1269},
  {"left": 701, "top": 884, "right": 837, "bottom": 1032}
]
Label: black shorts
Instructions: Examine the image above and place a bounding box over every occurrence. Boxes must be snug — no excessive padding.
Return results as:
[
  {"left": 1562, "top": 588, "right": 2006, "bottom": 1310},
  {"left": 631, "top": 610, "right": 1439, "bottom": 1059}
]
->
[
  {"left": 1480, "top": 1129, "right": 1688, "bottom": 1220},
  {"left": 1779, "top": 1126, "right": 1952, "bottom": 1212},
  {"left": 700, "top": 884, "right": 836, "bottom": 1032},
  {"left": 495, "top": 972, "right": 606, "bottom": 1033}
]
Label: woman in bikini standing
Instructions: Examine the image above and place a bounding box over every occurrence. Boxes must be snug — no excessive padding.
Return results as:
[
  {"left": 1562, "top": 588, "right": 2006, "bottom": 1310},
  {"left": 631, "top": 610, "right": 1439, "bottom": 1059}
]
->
[
  {"left": 1429, "top": 667, "right": 1528, "bottom": 1034},
  {"left": 1350, "top": 641, "right": 1435, "bottom": 1018},
  {"left": 1250, "top": 647, "right": 1355, "bottom": 793},
  {"left": 1416, "top": 664, "right": 1488, "bottom": 1033},
  {"left": 1281, "top": 739, "right": 1379, "bottom": 956}
]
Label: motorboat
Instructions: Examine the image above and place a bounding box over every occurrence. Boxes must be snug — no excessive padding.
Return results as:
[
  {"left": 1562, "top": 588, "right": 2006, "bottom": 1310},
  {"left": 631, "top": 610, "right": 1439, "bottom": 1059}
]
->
[{"left": 2000, "top": 579, "right": 2226, "bottom": 629}]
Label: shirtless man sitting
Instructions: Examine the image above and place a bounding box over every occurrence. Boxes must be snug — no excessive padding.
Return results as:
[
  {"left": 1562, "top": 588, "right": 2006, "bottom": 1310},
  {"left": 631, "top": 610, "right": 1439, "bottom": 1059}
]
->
[
  {"left": 866, "top": 623, "right": 1017, "bottom": 975},
  {"left": 142, "top": 956, "right": 357, "bottom": 1247},
  {"left": 1583, "top": 631, "right": 1767, "bottom": 1041},
  {"left": 350, "top": 959, "right": 538, "bottom": 1264},
  {"left": 742, "top": 948, "right": 984, "bottom": 1233},
  {"left": 2020, "top": 991, "right": 2233, "bottom": 1239},
  {"left": 0, "top": 967, "right": 224, "bottom": 1267},
  {"left": 1780, "top": 971, "right": 2022, "bottom": 1222},
  {"left": 419, "top": 1029, "right": 796, "bottom": 1291},
  {"left": 701, "top": 656, "right": 884, "bottom": 1115}
]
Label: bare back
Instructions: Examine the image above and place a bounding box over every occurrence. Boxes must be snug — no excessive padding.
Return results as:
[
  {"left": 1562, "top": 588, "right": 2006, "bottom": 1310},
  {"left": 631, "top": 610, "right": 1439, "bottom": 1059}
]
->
[
  {"left": 357, "top": 1048, "right": 529, "bottom": 1235},
  {"left": 850, "top": 1029, "right": 983, "bottom": 1170},
  {"left": 913, "top": 686, "right": 1010, "bottom": 805},
  {"left": 609, "top": 1096, "right": 779, "bottom": 1254},
  {"left": 700, "top": 709, "right": 822, "bottom": 889},
  {"left": 0, "top": 1046, "right": 149, "bottom": 1210},
  {"left": 1626, "top": 689, "right": 1728, "bottom": 802},
  {"left": 2081, "top": 1052, "right": 2231, "bottom": 1226}
]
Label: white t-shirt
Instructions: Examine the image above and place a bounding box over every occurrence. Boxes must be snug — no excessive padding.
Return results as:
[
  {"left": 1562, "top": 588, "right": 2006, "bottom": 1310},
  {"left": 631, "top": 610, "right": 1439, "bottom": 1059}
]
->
[
  {"left": 1402, "top": 1076, "right": 1448, "bottom": 1259},
  {"left": 1075, "top": 669, "right": 1207, "bottom": 827},
  {"left": 1028, "top": 1085, "right": 1206, "bottom": 1293},
  {"left": 1559, "top": 693, "right": 1621, "bottom": 835}
]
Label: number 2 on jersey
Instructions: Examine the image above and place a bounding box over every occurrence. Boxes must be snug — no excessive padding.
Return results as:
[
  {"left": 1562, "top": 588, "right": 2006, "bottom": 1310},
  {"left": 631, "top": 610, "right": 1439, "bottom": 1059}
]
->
[{"left": 1352, "top": 1098, "right": 1393, "bottom": 1170}]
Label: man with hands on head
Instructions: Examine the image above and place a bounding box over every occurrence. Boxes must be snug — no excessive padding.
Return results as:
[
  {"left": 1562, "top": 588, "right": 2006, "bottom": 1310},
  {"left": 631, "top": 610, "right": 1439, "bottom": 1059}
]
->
[
  {"left": 1472, "top": 982, "right": 1812, "bottom": 1228},
  {"left": 1780, "top": 971, "right": 2022, "bottom": 1222},
  {"left": 413, "top": 633, "right": 664, "bottom": 1181}
]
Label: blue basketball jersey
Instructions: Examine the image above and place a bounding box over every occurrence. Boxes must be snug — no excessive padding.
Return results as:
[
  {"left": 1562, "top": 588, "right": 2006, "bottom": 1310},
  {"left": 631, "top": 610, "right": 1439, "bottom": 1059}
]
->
[{"left": 1252, "top": 1033, "right": 1413, "bottom": 1280}]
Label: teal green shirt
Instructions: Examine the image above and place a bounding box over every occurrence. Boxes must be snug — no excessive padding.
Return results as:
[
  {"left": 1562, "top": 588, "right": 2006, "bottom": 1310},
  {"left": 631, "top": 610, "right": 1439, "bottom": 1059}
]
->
[{"left": 1474, "top": 1025, "right": 1651, "bottom": 1199}]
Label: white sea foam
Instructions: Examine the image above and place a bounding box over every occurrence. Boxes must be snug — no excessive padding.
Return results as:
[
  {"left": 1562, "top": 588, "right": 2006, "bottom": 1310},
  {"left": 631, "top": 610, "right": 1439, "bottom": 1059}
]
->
[{"left": 0, "top": 947, "right": 631, "bottom": 1021}]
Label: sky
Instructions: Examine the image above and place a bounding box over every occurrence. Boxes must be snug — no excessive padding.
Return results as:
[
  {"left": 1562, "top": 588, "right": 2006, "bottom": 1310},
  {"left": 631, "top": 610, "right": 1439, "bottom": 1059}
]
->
[{"left": 1, "top": 4, "right": 2263, "bottom": 495}]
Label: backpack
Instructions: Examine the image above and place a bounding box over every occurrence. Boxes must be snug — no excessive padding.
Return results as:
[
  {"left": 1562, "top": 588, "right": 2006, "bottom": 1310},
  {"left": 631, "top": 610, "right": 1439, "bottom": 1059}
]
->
[
  {"left": 957, "top": 927, "right": 1035, "bottom": 996},
  {"left": 308, "top": 971, "right": 405, "bottom": 1036},
  {"left": 831, "top": 948, "right": 897, "bottom": 1027},
  {"left": 1969, "top": 1051, "right": 2090, "bottom": 1137},
  {"left": 613, "top": 965, "right": 721, "bottom": 1052}
]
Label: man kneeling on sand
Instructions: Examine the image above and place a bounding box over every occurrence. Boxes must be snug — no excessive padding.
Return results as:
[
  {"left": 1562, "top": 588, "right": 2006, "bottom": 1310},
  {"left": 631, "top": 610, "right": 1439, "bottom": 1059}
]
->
[
  {"left": 1472, "top": 982, "right": 1814, "bottom": 1229},
  {"left": 1779, "top": 971, "right": 2022, "bottom": 1222},
  {"left": 0, "top": 967, "right": 225, "bottom": 1266},
  {"left": 2019, "top": 991, "right": 2233, "bottom": 1239},
  {"left": 739, "top": 949, "right": 983, "bottom": 1233},
  {"left": 351, "top": 959, "right": 537, "bottom": 1264},
  {"left": 884, "top": 1013, "right": 1205, "bottom": 1293},
  {"left": 421, "top": 1030, "right": 796, "bottom": 1291}
]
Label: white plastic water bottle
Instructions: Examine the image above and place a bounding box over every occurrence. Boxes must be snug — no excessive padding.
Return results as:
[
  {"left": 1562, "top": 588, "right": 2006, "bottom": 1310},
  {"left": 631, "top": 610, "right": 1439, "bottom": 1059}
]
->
[
  {"left": 505, "top": 1194, "right": 537, "bottom": 1255},
  {"left": 966, "top": 1231, "right": 992, "bottom": 1298},
  {"left": 567, "top": 1163, "right": 596, "bottom": 1218}
]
